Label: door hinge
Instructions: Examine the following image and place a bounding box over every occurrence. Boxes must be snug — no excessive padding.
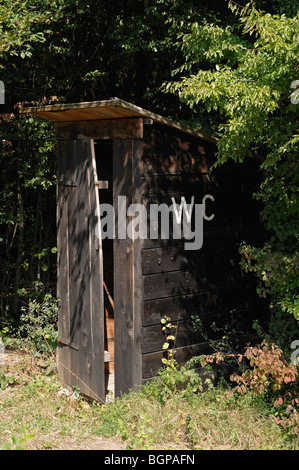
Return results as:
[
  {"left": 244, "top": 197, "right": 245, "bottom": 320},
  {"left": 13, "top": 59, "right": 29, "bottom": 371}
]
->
[
  {"left": 58, "top": 180, "right": 77, "bottom": 187},
  {"left": 58, "top": 337, "right": 79, "bottom": 351},
  {"left": 95, "top": 180, "right": 109, "bottom": 189}
]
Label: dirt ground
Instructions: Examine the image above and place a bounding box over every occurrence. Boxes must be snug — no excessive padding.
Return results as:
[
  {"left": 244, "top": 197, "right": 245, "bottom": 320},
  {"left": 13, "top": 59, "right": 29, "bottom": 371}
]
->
[{"left": 25, "top": 436, "right": 127, "bottom": 451}]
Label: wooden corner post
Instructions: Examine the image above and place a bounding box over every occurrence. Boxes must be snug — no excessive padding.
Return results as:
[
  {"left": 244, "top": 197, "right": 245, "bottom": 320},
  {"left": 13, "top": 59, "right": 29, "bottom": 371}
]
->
[{"left": 113, "top": 139, "right": 143, "bottom": 397}]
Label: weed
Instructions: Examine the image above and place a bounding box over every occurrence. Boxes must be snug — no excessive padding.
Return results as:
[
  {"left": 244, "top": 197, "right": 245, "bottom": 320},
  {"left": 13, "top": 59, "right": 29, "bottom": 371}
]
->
[
  {"left": 119, "top": 413, "right": 155, "bottom": 450},
  {"left": 0, "top": 370, "right": 17, "bottom": 390},
  {"left": 19, "top": 293, "right": 58, "bottom": 354},
  {"left": 1, "top": 425, "right": 35, "bottom": 450}
]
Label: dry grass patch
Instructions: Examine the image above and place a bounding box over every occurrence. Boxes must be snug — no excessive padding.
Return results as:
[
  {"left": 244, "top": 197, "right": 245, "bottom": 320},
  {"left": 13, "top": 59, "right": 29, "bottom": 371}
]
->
[{"left": 104, "top": 385, "right": 290, "bottom": 450}]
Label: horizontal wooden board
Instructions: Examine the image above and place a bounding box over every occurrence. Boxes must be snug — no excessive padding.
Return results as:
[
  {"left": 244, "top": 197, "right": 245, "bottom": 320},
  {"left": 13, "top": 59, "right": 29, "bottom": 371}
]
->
[
  {"left": 142, "top": 224, "right": 265, "bottom": 249},
  {"left": 143, "top": 265, "right": 244, "bottom": 301},
  {"left": 142, "top": 241, "right": 240, "bottom": 275},
  {"left": 55, "top": 118, "right": 143, "bottom": 140},
  {"left": 142, "top": 333, "right": 259, "bottom": 379},
  {"left": 141, "top": 172, "right": 261, "bottom": 196},
  {"left": 142, "top": 173, "right": 207, "bottom": 195},
  {"left": 141, "top": 193, "right": 261, "bottom": 222},
  {"left": 143, "top": 343, "right": 222, "bottom": 380},
  {"left": 141, "top": 154, "right": 213, "bottom": 177},
  {"left": 143, "top": 124, "right": 216, "bottom": 157},
  {"left": 142, "top": 318, "right": 201, "bottom": 354},
  {"left": 142, "top": 308, "right": 260, "bottom": 354},
  {"left": 142, "top": 191, "right": 256, "bottom": 208},
  {"left": 143, "top": 284, "right": 266, "bottom": 326},
  {"left": 142, "top": 342, "right": 212, "bottom": 379}
]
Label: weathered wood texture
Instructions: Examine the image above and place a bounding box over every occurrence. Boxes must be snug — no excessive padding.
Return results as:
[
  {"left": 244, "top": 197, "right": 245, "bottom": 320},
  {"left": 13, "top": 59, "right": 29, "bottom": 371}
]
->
[
  {"left": 55, "top": 118, "right": 143, "bottom": 140},
  {"left": 56, "top": 139, "right": 105, "bottom": 401},
  {"left": 140, "top": 124, "right": 267, "bottom": 379},
  {"left": 113, "top": 138, "right": 143, "bottom": 397}
]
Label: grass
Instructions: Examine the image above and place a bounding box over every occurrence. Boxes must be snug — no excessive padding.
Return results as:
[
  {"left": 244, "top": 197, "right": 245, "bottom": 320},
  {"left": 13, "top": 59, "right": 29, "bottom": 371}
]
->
[{"left": 0, "top": 347, "right": 298, "bottom": 450}]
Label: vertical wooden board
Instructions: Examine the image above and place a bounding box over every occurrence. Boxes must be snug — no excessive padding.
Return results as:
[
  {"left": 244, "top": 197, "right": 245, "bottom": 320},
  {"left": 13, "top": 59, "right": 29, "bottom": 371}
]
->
[
  {"left": 56, "top": 140, "right": 76, "bottom": 386},
  {"left": 113, "top": 139, "right": 143, "bottom": 397},
  {"left": 132, "top": 139, "right": 143, "bottom": 390},
  {"left": 67, "top": 141, "right": 81, "bottom": 389},
  {"left": 142, "top": 124, "right": 215, "bottom": 163},
  {"left": 56, "top": 146, "right": 69, "bottom": 383},
  {"left": 74, "top": 141, "right": 93, "bottom": 397},
  {"left": 75, "top": 140, "right": 105, "bottom": 401},
  {"left": 89, "top": 140, "right": 105, "bottom": 400},
  {"left": 113, "top": 139, "right": 133, "bottom": 396}
]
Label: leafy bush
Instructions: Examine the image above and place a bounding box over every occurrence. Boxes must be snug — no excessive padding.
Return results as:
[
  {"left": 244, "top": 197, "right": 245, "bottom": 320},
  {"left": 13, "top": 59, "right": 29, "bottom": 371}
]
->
[
  {"left": 19, "top": 293, "right": 58, "bottom": 354},
  {"left": 267, "top": 308, "right": 299, "bottom": 357},
  {"left": 239, "top": 243, "right": 299, "bottom": 322},
  {"left": 156, "top": 315, "right": 206, "bottom": 404},
  {"left": 152, "top": 360, "right": 204, "bottom": 406},
  {"left": 230, "top": 341, "right": 299, "bottom": 434}
]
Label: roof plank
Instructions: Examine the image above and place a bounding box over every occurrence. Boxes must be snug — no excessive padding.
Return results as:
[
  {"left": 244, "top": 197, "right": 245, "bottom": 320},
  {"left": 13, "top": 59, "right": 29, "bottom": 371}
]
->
[{"left": 20, "top": 97, "right": 217, "bottom": 144}]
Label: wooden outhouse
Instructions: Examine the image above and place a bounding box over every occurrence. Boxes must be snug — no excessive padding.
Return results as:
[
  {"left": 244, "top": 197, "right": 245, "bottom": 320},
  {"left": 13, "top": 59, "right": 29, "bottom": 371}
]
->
[{"left": 21, "top": 98, "right": 267, "bottom": 402}]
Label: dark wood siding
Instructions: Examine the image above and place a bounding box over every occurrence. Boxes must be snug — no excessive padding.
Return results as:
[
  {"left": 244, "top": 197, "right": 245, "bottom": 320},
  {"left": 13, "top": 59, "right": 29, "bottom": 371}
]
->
[{"left": 140, "top": 124, "right": 267, "bottom": 381}]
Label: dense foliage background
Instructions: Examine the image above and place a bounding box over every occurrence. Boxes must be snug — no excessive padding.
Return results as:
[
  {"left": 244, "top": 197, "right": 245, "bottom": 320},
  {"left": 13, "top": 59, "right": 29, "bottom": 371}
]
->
[{"left": 0, "top": 0, "right": 298, "bottom": 354}]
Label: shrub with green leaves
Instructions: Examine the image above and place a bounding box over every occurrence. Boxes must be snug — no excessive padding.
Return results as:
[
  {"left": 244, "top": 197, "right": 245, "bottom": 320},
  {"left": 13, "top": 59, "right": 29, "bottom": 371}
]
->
[
  {"left": 19, "top": 293, "right": 58, "bottom": 353},
  {"left": 240, "top": 243, "right": 299, "bottom": 324},
  {"left": 165, "top": 1, "right": 299, "bottom": 323},
  {"left": 230, "top": 341, "right": 299, "bottom": 434}
]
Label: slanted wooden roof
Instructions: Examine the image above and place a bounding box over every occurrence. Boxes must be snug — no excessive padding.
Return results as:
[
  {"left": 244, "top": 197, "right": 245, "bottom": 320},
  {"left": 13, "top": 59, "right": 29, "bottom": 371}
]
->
[{"left": 20, "top": 97, "right": 217, "bottom": 144}]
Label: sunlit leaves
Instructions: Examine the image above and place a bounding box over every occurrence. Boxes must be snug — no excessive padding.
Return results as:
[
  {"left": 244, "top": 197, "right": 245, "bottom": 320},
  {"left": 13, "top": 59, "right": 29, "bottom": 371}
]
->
[
  {"left": 166, "top": 3, "right": 299, "bottom": 162},
  {"left": 165, "top": 3, "right": 299, "bottom": 322},
  {"left": 0, "top": 0, "right": 54, "bottom": 58}
]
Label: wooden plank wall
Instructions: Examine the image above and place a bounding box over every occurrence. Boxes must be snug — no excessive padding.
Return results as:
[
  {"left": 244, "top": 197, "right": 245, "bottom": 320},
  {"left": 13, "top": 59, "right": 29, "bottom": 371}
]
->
[{"left": 140, "top": 124, "right": 268, "bottom": 381}]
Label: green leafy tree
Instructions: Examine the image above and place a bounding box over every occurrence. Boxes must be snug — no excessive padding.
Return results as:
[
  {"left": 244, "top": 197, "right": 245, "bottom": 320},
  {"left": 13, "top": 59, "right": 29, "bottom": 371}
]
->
[
  {"left": 0, "top": 1, "right": 59, "bottom": 317},
  {"left": 165, "top": 2, "right": 299, "bottom": 327}
]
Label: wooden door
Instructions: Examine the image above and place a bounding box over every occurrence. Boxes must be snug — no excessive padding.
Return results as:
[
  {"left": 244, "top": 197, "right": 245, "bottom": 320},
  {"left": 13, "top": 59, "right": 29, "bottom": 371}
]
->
[{"left": 56, "top": 139, "right": 105, "bottom": 402}]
